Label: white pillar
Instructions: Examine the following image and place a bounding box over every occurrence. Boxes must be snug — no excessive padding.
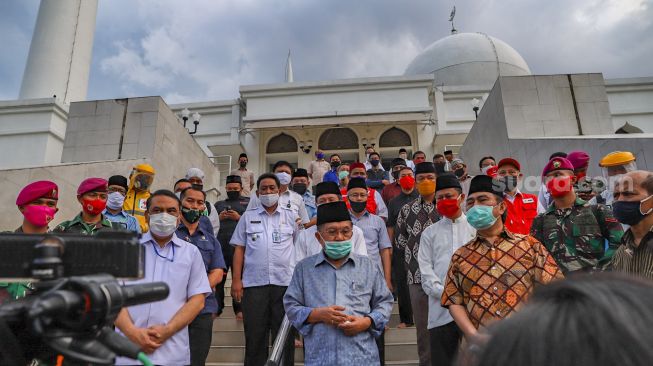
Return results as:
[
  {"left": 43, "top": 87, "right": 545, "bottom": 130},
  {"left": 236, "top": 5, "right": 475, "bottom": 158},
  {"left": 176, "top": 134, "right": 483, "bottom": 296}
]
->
[{"left": 19, "top": 0, "right": 98, "bottom": 104}]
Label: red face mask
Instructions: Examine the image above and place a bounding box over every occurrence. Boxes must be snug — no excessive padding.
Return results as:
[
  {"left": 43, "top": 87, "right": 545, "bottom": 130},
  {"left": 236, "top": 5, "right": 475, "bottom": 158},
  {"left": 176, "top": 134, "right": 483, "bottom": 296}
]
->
[
  {"left": 576, "top": 171, "right": 587, "bottom": 181},
  {"left": 23, "top": 205, "right": 57, "bottom": 227},
  {"left": 547, "top": 176, "right": 573, "bottom": 197},
  {"left": 82, "top": 197, "right": 107, "bottom": 215},
  {"left": 398, "top": 176, "right": 416, "bottom": 190},
  {"left": 437, "top": 198, "right": 460, "bottom": 218}
]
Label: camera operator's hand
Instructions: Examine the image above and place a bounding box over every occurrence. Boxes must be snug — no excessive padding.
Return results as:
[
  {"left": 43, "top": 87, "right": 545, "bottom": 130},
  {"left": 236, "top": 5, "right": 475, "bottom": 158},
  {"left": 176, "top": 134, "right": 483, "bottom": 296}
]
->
[
  {"left": 148, "top": 324, "right": 174, "bottom": 344},
  {"left": 128, "top": 328, "right": 162, "bottom": 354}
]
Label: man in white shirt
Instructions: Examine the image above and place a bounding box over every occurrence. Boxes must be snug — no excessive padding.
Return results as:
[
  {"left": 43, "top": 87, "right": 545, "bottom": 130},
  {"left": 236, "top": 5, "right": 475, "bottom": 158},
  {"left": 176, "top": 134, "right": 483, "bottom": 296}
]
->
[
  {"left": 308, "top": 149, "right": 332, "bottom": 188},
  {"left": 418, "top": 174, "right": 476, "bottom": 366}
]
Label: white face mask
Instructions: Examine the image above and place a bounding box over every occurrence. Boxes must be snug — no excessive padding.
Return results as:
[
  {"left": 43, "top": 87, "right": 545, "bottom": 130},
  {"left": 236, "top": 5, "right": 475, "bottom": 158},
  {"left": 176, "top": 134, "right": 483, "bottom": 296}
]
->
[
  {"left": 149, "top": 213, "right": 178, "bottom": 237},
  {"left": 275, "top": 172, "right": 292, "bottom": 186},
  {"left": 106, "top": 191, "right": 125, "bottom": 210},
  {"left": 260, "top": 193, "right": 280, "bottom": 208},
  {"left": 481, "top": 165, "right": 494, "bottom": 175}
]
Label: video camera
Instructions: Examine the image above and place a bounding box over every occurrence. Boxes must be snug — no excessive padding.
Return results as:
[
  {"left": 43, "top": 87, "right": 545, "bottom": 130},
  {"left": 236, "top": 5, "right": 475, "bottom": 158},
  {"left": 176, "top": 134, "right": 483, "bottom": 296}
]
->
[
  {"left": 575, "top": 177, "right": 607, "bottom": 195},
  {"left": 0, "top": 231, "right": 169, "bottom": 365}
]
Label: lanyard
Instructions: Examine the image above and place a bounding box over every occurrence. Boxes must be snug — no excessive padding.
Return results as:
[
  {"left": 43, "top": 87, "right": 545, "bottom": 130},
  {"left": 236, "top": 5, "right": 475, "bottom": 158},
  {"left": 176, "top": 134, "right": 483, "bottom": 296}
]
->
[{"left": 152, "top": 242, "right": 175, "bottom": 262}]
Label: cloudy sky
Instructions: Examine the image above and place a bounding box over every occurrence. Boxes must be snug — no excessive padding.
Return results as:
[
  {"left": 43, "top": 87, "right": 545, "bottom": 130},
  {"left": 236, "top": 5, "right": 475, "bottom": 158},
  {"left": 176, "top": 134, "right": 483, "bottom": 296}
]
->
[{"left": 1, "top": 0, "right": 651, "bottom": 103}]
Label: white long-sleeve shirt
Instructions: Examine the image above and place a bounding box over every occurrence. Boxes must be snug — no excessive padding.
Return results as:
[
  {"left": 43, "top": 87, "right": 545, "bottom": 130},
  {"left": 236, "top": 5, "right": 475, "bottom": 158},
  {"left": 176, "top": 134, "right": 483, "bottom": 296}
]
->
[
  {"left": 291, "top": 225, "right": 368, "bottom": 271},
  {"left": 418, "top": 214, "right": 476, "bottom": 329}
]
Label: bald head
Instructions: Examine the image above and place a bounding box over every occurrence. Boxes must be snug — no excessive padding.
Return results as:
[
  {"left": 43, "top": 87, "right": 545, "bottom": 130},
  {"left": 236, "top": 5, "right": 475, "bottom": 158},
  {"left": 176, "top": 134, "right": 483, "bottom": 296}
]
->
[{"left": 614, "top": 170, "right": 653, "bottom": 202}]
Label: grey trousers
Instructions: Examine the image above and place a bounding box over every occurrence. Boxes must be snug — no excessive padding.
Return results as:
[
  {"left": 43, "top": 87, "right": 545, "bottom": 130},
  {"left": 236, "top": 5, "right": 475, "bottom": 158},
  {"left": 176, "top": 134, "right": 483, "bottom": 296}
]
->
[{"left": 409, "top": 283, "right": 431, "bottom": 366}]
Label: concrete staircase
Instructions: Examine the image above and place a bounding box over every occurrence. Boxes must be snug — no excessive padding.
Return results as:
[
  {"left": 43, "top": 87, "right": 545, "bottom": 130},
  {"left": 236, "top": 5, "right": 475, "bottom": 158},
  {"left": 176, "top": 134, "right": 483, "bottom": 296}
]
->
[{"left": 206, "top": 276, "right": 419, "bottom": 365}]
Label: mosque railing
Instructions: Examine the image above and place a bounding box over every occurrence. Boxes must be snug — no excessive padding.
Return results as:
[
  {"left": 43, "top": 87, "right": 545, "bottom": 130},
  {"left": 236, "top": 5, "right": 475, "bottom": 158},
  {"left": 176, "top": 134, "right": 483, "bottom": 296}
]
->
[{"left": 266, "top": 315, "right": 292, "bottom": 366}]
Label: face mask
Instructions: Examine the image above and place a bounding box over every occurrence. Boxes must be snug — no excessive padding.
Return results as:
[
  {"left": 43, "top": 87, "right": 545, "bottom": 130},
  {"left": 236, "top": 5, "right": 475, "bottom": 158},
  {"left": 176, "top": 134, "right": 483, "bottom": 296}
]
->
[
  {"left": 134, "top": 174, "right": 152, "bottom": 190},
  {"left": 481, "top": 165, "right": 494, "bottom": 175},
  {"left": 392, "top": 170, "right": 400, "bottom": 180},
  {"left": 181, "top": 206, "right": 202, "bottom": 224},
  {"left": 331, "top": 161, "right": 341, "bottom": 169},
  {"left": 454, "top": 168, "right": 465, "bottom": 178},
  {"left": 399, "top": 175, "right": 415, "bottom": 190},
  {"left": 434, "top": 162, "right": 446, "bottom": 173},
  {"left": 260, "top": 193, "right": 279, "bottom": 207},
  {"left": 417, "top": 180, "right": 436, "bottom": 196},
  {"left": 149, "top": 213, "right": 179, "bottom": 237},
  {"left": 275, "top": 172, "right": 291, "bottom": 186},
  {"left": 350, "top": 200, "right": 367, "bottom": 213},
  {"left": 437, "top": 197, "right": 461, "bottom": 219},
  {"left": 82, "top": 197, "right": 107, "bottom": 216},
  {"left": 292, "top": 183, "right": 308, "bottom": 195},
  {"left": 239, "top": 161, "right": 247, "bottom": 168},
  {"left": 576, "top": 171, "right": 587, "bottom": 181},
  {"left": 106, "top": 191, "right": 125, "bottom": 211},
  {"left": 316, "top": 153, "right": 325, "bottom": 160},
  {"left": 320, "top": 233, "right": 352, "bottom": 260},
  {"left": 612, "top": 196, "right": 653, "bottom": 226},
  {"left": 338, "top": 171, "right": 349, "bottom": 180},
  {"left": 501, "top": 176, "right": 518, "bottom": 193},
  {"left": 226, "top": 191, "right": 240, "bottom": 200},
  {"left": 370, "top": 160, "right": 380, "bottom": 167},
  {"left": 467, "top": 205, "right": 498, "bottom": 230},
  {"left": 191, "top": 183, "right": 204, "bottom": 191},
  {"left": 23, "top": 205, "right": 56, "bottom": 227},
  {"left": 547, "top": 176, "right": 573, "bottom": 197},
  {"left": 399, "top": 153, "right": 407, "bottom": 160}
]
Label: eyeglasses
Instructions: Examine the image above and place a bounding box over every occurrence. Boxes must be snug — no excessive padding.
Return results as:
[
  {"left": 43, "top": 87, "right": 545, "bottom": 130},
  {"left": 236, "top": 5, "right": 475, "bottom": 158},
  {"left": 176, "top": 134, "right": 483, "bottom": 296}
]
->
[
  {"left": 348, "top": 193, "right": 368, "bottom": 200},
  {"left": 321, "top": 228, "right": 353, "bottom": 238}
]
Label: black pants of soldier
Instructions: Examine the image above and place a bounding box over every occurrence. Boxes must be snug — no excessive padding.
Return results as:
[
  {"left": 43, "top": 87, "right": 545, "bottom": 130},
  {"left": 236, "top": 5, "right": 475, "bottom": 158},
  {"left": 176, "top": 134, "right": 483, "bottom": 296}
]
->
[
  {"left": 376, "top": 329, "right": 385, "bottom": 366},
  {"left": 216, "top": 238, "right": 242, "bottom": 315},
  {"left": 189, "top": 313, "right": 214, "bottom": 366},
  {"left": 392, "top": 247, "right": 413, "bottom": 325},
  {"left": 429, "top": 321, "right": 462, "bottom": 366},
  {"left": 242, "top": 285, "right": 294, "bottom": 366}
]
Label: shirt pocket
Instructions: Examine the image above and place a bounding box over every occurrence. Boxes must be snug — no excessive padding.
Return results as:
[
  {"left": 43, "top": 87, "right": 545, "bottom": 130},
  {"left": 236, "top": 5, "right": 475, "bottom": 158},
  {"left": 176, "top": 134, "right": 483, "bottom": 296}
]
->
[
  {"left": 246, "top": 223, "right": 264, "bottom": 249},
  {"left": 522, "top": 202, "right": 539, "bottom": 219},
  {"left": 349, "top": 281, "right": 371, "bottom": 311},
  {"left": 571, "top": 214, "right": 604, "bottom": 255},
  {"left": 195, "top": 239, "right": 214, "bottom": 268}
]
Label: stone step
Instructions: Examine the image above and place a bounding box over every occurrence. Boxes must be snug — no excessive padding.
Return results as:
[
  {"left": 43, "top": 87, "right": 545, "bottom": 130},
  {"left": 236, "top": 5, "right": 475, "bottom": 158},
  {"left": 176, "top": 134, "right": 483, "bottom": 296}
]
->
[
  {"left": 211, "top": 325, "right": 416, "bottom": 347},
  {"left": 212, "top": 312, "right": 403, "bottom": 332},
  {"left": 206, "top": 341, "right": 419, "bottom": 363},
  {"left": 207, "top": 361, "right": 419, "bottom": 366}
]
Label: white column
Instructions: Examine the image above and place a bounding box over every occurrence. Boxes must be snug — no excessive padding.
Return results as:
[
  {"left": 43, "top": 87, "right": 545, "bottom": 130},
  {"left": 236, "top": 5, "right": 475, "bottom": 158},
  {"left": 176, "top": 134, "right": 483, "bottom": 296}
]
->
[{"left": 19, "top": 0, "right": 98, "bottom": 104}]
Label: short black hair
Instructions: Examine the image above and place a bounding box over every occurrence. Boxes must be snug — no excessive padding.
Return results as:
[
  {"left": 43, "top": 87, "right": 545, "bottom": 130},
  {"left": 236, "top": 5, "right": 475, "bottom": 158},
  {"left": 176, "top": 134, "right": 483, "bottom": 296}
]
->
[
  {"left": 272, "top": 160, "right": 293, "bottom": 173},
  {"left": 179, "top": 186, "right": 206, "bottom": 201},
  {"left": 369, "top": 152, "right": 380, "bottom": 159},
  {"left": 479, "top": 156, "right": 496, "bottom": 169},
  {"left": 433, "top": 154, "right": 444, "bottom": 160},
  {"left": 444, "top": 150, "right": 453, "bottom": 155},
  {"left": 239, "top": 153, "right": 248, "bottom": 159},
  {"left": 174, "top": 178, "right": 190, "bottom": 190},
  {"left": 462, "top": 274, "right": 653, "bottom": 366},
  {"left": 257, "top": 173, "right": 280, "bottom": 188},
  {"left": 146, "top": 189, "right": 181, "bottom": 210},
  {"left": 549, "top": 152, "right": 567, "bottom": 160},
  {"left": 330, "top": 153, "right": 341, "bottom": 160},
  {"left": 413, "top": 151, "right": 426, "bottom": 159}
]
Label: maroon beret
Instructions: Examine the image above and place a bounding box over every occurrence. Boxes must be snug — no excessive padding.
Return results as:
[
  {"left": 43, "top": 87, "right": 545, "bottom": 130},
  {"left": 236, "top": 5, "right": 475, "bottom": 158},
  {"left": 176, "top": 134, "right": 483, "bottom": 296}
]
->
[
  {"left": 542, "top": 157, "right": 575, "bottom": 177},
  {"left": 16, "top": 181, "right": 59, "bottom": 206},
  {"left": 77, "top": 177, "right": 108, "bottom": 196},
  {"left": 567, "top": 150, "right": 590, "bottom": 170}
]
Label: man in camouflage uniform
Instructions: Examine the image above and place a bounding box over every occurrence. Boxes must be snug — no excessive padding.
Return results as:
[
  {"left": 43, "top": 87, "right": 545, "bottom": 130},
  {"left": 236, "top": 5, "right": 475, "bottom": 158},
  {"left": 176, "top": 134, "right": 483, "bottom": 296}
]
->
[
  {"left": 531, "top": 157, "right": 624, "bottom": 273},
  {"left": 54, "top": 178, "right": 118, "bottom": 235}
]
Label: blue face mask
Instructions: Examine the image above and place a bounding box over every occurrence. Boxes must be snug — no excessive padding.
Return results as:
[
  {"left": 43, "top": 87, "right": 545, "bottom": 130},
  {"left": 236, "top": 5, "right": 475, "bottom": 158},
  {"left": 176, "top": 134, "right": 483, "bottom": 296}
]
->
[
  {"left": 319, "top": 233, "right": 352, "bottom": 259},
  {"left": 466, "top": 205, "right": 498, "bottom": 230}
]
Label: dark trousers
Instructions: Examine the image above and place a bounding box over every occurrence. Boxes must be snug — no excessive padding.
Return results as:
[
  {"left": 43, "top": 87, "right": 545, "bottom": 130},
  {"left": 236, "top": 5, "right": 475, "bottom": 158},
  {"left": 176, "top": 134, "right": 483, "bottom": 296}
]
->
[
  {"left": 429, "top": 321, "right": 462, "bottom": 366},
  {"left": 376, "top": 329, "right": 385, "bottom": 366},
  {"left": 189, "top": 313, "right": 214, "bottom": 366},
  {"left": 392, "top": 247, "right": 413, "bottom": 325},
  {"left": 242, "top": 285, "right": 294, "bottom": 366},
  {"left": 409, "top": 283, "right": 431, "bottom": 366},
  {"left": 216, "top": 237, "right": 242, "bottom": 315}
]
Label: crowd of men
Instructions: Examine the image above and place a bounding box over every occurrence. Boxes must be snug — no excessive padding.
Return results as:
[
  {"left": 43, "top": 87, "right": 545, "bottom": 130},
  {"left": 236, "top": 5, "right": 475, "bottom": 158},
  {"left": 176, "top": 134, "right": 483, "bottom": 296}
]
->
[{"left": 1, "top": 146, "right": 653, "bottom": 366}]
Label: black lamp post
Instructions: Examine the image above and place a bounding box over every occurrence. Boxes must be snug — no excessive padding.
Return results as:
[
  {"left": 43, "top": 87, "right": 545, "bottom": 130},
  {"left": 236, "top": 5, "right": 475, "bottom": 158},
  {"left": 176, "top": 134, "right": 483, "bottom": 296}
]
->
[
  {"left": 178, "top": 108, "right": 201, "bottom": 134},
  {"left": 471, "top": 98, "right": 481, "bottom": 120}
]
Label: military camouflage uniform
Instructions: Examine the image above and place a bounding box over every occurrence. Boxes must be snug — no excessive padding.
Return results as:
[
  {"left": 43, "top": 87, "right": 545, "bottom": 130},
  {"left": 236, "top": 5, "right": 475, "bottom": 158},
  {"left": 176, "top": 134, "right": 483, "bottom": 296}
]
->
[
  {"left": 531, "top": 197, "right": 624, "bottom": 273},
  {"left": 53, "top": 213, "right": 118, "bottom": 235}
]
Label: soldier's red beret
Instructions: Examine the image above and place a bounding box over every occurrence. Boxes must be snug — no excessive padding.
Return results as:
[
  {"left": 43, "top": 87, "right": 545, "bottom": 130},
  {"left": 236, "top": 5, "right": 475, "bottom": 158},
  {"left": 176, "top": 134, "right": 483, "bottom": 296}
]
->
[{"left": 16, "top": 180, "right": 58, "bottom": 206}]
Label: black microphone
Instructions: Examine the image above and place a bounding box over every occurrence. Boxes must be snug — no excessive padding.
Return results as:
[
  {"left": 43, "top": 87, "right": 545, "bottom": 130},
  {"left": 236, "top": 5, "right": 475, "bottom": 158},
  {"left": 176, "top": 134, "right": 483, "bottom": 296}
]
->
[{"left": 120, "top": 282, "right": 169, "bottom": 307}]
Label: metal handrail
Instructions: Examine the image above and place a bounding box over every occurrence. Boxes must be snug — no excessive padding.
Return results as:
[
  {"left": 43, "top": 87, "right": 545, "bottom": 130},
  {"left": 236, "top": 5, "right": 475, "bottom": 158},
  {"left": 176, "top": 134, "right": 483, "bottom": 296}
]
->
[{"left": 265, "top": 315, "right": 292, "bottom": 366}]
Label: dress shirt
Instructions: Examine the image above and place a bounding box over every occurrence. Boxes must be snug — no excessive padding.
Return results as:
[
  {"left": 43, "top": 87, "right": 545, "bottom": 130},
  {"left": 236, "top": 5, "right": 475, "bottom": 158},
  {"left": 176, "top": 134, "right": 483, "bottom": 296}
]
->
[
  {"left": 302, "top": 191, "right": 317, "bottom": 219},
  {"left": 176, "top": 216, "right": 227, "bottom": 314},
  {"left": 116, "top": 232, "right": 211, "bottom": 365},
  {"left": 609, "top": 228, "right": 653, "bottom": 279},
  {"left": 323, "top": 168, "right": 339, "bottom": 184},
  {"left": 284, "top": 252, "right": 394, "bottom": 366},
  {"left": 396, "top": 196, "right": 440, "bottom": 284},
  {"left": 380, "top": 182, "right": 402, "bottom": 205},
  {"left": 102, "top": 209, "right": 141, "bottom": 233},
  {"left": 350, "top": 211, "right": 392, "bottom": 271},
  {"left": 367, "top": 169, "right": 389, "bottom": 190},
  {"left": 308, "top": 160, "right": 332, "bottom": 185},
  {"left": 230, "top": 204, "right": 299, "bottom": 287},
  {"left": 247, "top": 190, "right": 310, "bottom": 224},
  {"left": 503, "top": 190, "right": 539, "bottom": 235},
  {"left": 291, "top": 225, "right": 368, "bottom": 269},
  {"left": 417, "top": 214, "right": 476, "bottom": 329},
  {"left": 230, "top": 168, "right": 255, "bottom": 197}
]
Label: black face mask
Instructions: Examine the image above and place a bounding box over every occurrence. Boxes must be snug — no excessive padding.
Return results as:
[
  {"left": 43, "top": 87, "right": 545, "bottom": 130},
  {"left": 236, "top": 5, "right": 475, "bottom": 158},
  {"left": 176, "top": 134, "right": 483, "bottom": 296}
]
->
[
  {"left": 454, "top": 168, "right": 465, "bottom": 178},
  {"left": 181, "top": 206, "right": 201, "bottom": 224},
  {"left": 613, "top": 198, "right": 653, "bottom": 226},
  {"left": 191, "top": 183, "right": 204, "bottom": 191},
  {"left": 350, "top": 200, "right": 367, "bottom": 213},
  {"left": 392, "top": 170, "right": 400, "bottom": 180},
  {"left": 292, "top": 183, "right": 308, "bottom": 195},
  {"left": 501, "top": 176, "right": 518, "bottom": 192},
  {"left": 331, "top": 161, "right": 341, "bottom": 169},
  {"left": 239, "top": 161, "right": 247, "bottom": 168},
  {"left": 226, "top": 191, "right": 240, "bottom": 200}
]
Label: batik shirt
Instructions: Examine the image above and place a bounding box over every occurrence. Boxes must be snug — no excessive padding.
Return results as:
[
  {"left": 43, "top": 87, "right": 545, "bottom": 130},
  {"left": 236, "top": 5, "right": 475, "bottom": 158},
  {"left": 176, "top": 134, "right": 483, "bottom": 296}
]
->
[
  {"left": 395, "top": 196, "right": 440, "bottom": 284},
  {"left": 530, "top": 197, "right": 624, "bottom": 273},
  {"left": 441, "top": 230, "right": 563, "bottom": 329}
]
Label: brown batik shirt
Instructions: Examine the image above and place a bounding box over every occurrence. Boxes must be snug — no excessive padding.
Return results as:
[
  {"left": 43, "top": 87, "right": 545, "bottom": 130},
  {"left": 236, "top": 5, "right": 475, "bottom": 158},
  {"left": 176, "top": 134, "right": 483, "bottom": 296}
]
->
[{"left": 441, "top": 229, "right": 563, "bottom": 329}]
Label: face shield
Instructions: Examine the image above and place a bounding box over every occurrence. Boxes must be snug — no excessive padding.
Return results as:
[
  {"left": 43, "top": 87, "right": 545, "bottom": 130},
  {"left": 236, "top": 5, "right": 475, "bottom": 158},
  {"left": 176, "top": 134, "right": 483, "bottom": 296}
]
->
[
  {"left": 600, "top": 161, "right": 637, "bottom": 192},
  {"left": 133, "top": 172, "right": 154, "bottom": 190}
]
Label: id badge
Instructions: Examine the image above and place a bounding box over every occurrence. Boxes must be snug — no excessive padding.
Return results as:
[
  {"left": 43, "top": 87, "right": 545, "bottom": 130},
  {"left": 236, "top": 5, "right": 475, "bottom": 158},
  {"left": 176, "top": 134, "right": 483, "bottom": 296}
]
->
[{"left": 272, "top": 230, "right": 281, "bottom": 244}]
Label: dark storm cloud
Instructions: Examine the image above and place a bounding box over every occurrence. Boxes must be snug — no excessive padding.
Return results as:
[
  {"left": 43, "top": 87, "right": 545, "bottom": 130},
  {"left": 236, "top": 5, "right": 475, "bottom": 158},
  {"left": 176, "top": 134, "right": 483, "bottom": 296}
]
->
[{"left": 1, "top": 0, "right": 651, "bottom": 103}]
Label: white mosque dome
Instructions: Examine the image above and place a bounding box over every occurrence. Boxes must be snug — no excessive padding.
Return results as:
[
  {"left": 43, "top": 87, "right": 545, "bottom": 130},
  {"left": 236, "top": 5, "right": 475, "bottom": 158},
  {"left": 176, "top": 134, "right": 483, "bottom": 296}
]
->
[{"left": 404, "top": 32, "right": 531, "bottom": 86}]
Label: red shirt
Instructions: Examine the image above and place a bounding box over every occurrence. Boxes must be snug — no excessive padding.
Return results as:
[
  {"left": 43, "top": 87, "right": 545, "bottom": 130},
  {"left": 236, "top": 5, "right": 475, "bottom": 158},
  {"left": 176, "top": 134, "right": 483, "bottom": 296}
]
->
[
  {"left": 381, "top": 183, "right": 402, "bottom": 205},
  {"left": 504, "top": 191, "right": 539, "bottom": 235}
]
